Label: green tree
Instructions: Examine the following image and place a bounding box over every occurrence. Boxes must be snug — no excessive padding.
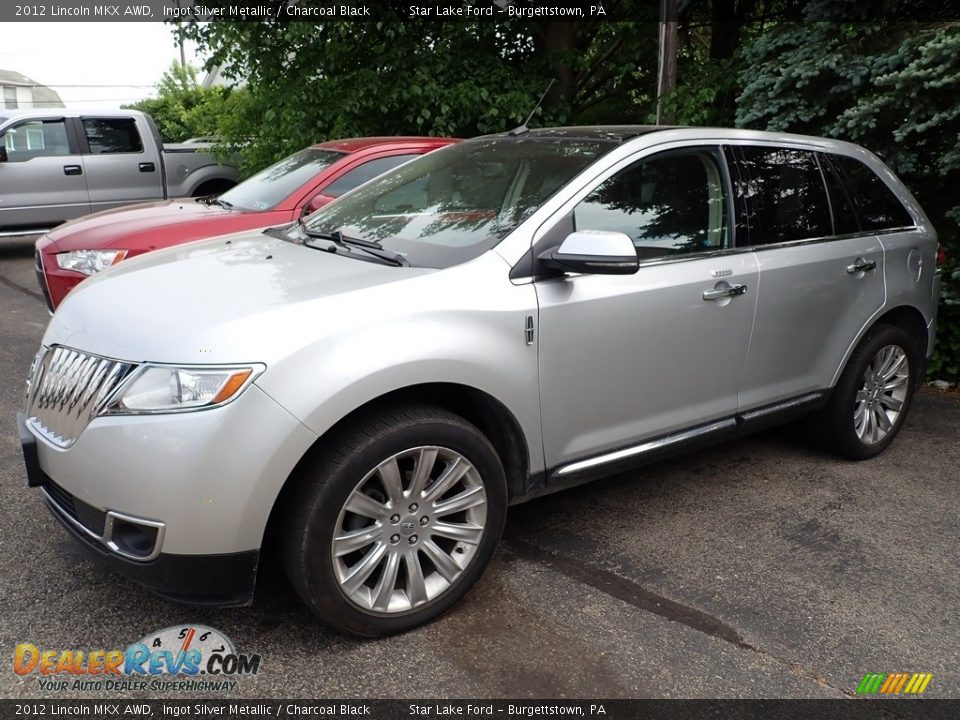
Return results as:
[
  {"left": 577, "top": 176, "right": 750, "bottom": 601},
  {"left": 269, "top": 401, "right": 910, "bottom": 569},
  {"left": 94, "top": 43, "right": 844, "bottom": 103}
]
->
[
  {"left": 736, "top": 14, "right": 960, "bottom": 380},
  {"left": 124, "top": 62, "right": 243, "bottom": 144},
  {"left": 181, "top": 11, "right": 657, "bottom": 172}
]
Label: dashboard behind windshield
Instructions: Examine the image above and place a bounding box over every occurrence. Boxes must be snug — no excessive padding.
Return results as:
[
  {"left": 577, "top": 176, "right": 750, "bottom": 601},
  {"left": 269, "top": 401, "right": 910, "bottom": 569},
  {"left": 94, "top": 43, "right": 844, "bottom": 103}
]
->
[
  {"left": 219, "top": 147, "right": 346, "bottom": 211},
  {"left": 303, "top": 137, "right": 614, "bottom": 269}
]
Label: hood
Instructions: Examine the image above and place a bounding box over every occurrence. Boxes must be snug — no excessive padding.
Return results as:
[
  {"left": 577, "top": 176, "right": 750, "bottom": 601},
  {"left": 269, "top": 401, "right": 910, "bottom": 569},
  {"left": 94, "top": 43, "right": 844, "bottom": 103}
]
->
[
  {"left": 45, "top": 199, "right": 239, "bottom": 250},
  {"left": 43, "top": 231, "right": 434, "bottom": 364}
]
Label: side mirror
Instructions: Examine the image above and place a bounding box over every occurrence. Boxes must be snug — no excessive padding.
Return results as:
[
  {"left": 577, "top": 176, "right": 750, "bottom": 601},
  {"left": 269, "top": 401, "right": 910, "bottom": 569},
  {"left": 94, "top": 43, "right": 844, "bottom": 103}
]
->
[
  {"left": 542, "top": 230, "right": 639, "bottom": 275},
  {"left": 0, "top": 144, "right": 7, "bottom": 163},
  {"left": 302, "top": 193, "right": 333, "bottom": 216}
]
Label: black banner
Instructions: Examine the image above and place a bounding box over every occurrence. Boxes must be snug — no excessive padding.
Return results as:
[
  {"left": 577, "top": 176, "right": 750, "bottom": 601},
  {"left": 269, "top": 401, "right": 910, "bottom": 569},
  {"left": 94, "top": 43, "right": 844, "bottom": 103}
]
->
[
  {"left": 1, "top": 700, "right": 959, "bottom": 720},
  {"left": 1, "top": 0, "right": 957, "bottom": 23}
]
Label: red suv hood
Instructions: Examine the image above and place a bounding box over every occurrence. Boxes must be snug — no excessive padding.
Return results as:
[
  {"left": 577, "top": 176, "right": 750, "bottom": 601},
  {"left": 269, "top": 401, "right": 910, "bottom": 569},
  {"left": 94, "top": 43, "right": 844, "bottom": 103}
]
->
[{"left": 45, "top": 199, "right": 274, "bottom": 252}]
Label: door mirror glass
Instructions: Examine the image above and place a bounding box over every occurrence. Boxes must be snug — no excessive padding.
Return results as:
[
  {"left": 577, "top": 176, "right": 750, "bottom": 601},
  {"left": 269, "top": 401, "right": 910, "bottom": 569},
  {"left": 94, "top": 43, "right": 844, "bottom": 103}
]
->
[{"left": 543, "top": 230, "right": 639, "bottom": 275}]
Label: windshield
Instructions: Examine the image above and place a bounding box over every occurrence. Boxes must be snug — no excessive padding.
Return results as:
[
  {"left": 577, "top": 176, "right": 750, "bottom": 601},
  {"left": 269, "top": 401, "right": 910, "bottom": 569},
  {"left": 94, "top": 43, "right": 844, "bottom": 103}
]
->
[
  {"left": 219, "top": 147, "right": 346, "bottom": 211},
  {"left": 302, "top": 137, "right": 615, "bottom": 268}
]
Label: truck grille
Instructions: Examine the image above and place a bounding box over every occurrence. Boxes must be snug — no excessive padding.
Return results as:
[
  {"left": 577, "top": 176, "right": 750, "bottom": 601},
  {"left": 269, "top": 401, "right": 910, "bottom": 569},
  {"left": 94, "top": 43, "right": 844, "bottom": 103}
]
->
[{"left": 24, "top": 346, "right": 136, "bottom": 448}]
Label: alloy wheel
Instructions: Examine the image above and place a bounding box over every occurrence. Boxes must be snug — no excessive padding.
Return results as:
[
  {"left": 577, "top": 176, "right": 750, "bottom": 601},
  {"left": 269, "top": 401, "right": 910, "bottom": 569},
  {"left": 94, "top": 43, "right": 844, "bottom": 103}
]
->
[
  {"left": 854, "top": 344, "right": 909, "bottom": 445},
  {"left": 332, "top": 446, "right": 487, "bottom": 614}
]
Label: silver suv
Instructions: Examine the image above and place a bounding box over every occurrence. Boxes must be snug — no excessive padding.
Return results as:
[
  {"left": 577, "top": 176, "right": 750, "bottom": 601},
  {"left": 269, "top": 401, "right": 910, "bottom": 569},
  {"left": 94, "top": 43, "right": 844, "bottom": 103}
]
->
[{"left": 18, "top": 127, "right": 940, "bottom": 636}]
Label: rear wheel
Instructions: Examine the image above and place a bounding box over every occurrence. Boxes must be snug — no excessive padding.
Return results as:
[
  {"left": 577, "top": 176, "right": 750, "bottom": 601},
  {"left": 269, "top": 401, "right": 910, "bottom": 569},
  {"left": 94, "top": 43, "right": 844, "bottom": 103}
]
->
[
  {"left": 810, "top": 324, "right": 919, "bottom": 460},
  {"left": 282, "top": 405, "right": 507, "bottom": 636}
]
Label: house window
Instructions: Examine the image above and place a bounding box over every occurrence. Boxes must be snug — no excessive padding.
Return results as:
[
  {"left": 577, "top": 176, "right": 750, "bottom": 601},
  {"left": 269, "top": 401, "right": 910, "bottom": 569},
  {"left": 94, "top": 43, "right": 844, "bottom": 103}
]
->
[{"left": 2, "top": 86, "right": 18, "bottom": 109}]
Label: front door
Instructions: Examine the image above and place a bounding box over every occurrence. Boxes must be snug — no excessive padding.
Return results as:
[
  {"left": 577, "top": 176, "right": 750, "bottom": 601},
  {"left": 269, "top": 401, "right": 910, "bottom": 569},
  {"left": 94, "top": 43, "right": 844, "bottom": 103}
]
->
[
  {"left": 0, "top": 116, "right": 90, "bottom": 231},
  {"left": 536, "top": 146, "right": 759, "bottom": 468}
]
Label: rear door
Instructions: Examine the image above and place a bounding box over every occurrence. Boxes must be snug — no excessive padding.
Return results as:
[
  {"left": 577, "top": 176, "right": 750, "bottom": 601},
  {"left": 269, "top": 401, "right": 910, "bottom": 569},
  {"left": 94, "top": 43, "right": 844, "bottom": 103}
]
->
[
  {"left": 78, "top": 116, "right": 163, "bottom": 212},
  {"left": 0, "top": 116, "right": 90, "bottom": 231},
  {"left": 731, "top": 144, "right": 885, "bottom": 410}
]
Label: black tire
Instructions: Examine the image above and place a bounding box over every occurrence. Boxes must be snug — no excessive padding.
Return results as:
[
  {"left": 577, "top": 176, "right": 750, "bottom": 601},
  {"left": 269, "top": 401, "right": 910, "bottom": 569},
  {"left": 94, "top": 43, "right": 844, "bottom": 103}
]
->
[
  {"left": 281, "top": 404, "right": 507, "bottom": 637},
  {"left": 809, "top": 324, "right": 920, "bottom": 460}
]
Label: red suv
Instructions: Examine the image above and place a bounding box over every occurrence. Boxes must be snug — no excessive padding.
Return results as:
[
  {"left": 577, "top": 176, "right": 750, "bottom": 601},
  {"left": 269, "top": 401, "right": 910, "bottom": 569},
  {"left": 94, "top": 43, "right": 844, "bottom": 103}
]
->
[{"left": 35, "top": 136, "right": 458, "bottom": 310}]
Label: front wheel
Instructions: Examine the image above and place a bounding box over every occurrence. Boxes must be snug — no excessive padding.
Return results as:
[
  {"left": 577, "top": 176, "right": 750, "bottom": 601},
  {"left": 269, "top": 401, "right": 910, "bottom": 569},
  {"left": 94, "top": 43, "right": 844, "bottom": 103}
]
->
[
  {"left": 282, "top": 405, "right": 507, "bottom": 636},
  {"left": 810, "top": 324, "right": 919, "bottom": 460}
]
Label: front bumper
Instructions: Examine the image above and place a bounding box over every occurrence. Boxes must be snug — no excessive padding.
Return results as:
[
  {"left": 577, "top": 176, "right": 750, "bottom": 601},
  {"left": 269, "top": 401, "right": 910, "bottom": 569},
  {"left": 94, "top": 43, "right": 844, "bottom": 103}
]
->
[{"left": 19, "top": 383, "right": 317, "bottom": 605}]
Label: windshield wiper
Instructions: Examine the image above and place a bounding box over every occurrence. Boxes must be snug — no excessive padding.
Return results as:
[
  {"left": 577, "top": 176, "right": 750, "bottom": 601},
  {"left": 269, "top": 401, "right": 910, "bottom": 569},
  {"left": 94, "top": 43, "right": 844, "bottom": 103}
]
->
[
  {"left": 211, "top": 198, "right": 233, "bottom": 210},
  {"left": 302, "top": 227, "right": 409, "bottom": 267}
]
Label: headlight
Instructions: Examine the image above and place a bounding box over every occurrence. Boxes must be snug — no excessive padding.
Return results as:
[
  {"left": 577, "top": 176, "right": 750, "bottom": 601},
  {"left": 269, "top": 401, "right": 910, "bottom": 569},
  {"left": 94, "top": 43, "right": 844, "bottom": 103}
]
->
[
  {"left": 106, "top": 364, "right": 265, "bottom": 414},
  {"left": 56, "top": 249, "right": 128, "bottom": 276}
]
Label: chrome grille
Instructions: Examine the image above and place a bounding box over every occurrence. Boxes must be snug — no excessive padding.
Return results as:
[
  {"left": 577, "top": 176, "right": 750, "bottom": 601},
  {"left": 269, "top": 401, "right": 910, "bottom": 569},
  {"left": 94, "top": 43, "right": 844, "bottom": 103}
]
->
[{"left": 24, "top": 346, "right": 136, "bottom": 448}]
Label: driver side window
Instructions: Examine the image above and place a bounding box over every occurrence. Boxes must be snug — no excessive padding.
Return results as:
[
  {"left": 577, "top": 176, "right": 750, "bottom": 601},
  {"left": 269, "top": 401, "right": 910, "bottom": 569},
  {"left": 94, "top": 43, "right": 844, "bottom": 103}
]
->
[
  {"left": 573, "top": 147, "right": 730, "bottom": 261},
  {"left": 3, "top": 119, "right": 71, "bottom": 162}
]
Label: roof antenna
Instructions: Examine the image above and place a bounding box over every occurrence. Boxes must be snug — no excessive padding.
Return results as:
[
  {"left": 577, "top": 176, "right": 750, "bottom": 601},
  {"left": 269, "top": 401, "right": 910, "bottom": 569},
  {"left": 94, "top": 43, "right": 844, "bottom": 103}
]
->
[{"left": 509, "top": 79, "right": 555, "bottom": 136}]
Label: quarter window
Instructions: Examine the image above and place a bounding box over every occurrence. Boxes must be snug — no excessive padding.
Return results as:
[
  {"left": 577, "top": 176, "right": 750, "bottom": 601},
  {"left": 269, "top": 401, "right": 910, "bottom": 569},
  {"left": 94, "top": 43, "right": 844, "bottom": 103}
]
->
[
  {"left": 2, "top": 119, "right": 71, "bottom": 161},
  {"left": 828, "top": 154, "right": 913, "bottom": 231},
  {"left": 573, "top": 148, "right": 730, "bottom": 260},
  {"left": 737, "top": 147, "right": 832, "bottom": 244},
  {"left": 82, "top": 117, "right": 143, "bottom": 154}
]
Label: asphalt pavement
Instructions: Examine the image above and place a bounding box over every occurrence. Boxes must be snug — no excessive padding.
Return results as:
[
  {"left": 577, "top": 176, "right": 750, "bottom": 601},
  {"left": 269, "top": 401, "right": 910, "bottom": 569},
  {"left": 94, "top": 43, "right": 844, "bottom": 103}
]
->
[{"left": 1, "top": 236, "right": 958, "bottom": 699}]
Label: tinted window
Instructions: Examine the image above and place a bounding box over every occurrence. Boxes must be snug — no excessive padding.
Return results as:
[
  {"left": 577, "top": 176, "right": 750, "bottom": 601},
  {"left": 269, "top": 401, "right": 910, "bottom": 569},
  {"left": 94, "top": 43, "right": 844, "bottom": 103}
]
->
[
  {"left": 573, "top": 148, "right": 730, "bottom": 260},
  {"left": 819, "top": 154, "right": 859, "bottom": 235},
  {"left": 829, "top": 154, "right": 913, "bottom": 231},
  {"left": 324, "top": 154, "right": 420, "bottom": 198},
  {"left": 738, "top": 147, "right": 831, "bottom": 244},
  {"left": 2, "top": 119, "right": 71, "bottom": 161},
  {"left": 302, "top": 137, "right": 613, "bottom": 269},
  {"left": 219, "top": 147, "right": 346, "bottom": 211},
  {"left": 83, "top": 118, "right": 143, "bottom": 154}
]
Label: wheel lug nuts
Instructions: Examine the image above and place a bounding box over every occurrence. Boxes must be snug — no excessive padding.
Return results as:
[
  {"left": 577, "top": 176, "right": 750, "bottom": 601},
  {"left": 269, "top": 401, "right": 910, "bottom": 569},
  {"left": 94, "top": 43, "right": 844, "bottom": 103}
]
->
[
  {"left": 419, "top": 516, "right": 429, "bottom": 526},
  {"left": 408, "top": 535, "right": 418, "bottom": 544},
  {"left": 390, "top": 534, "right": 400, "bottom": 544},
  {"left": 409, "top": 503, "right": 418, "bottom": 512},
  {"left": 390, "top": 514, "right": 400, "bottom": 524}
]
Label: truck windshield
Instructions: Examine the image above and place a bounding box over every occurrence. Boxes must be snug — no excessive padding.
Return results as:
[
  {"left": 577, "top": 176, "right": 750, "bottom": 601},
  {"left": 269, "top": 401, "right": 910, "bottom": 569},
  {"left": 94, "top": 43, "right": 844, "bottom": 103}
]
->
[
  {"left": 302, "top": 136, "right": 613, "bottom": 268},
  {"left": 218, "top": 147, "right": 346, "bottom": 211}
]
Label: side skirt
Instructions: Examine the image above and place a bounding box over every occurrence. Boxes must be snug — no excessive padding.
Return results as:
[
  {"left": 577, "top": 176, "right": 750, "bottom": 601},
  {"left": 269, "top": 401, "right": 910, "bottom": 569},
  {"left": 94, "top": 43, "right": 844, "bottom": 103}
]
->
[{"left": 511, "top": 391, "right": 827, "bottom": 505}]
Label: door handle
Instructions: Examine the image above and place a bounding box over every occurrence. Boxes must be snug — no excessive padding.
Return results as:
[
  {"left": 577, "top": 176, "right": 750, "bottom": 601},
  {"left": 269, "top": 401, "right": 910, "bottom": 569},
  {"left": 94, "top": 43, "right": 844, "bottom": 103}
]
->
[
  {"left": 703, "top": 283, "right": 747, "bottom": 301},
  {"left": 847, "top": 258, "right": 877, "bottom": 274},
  {"left": 138, "top": 162, "right": 155, "bottom": 173},
  {"left": 63, "top": 165, "right": 82, "bottom": 176}
]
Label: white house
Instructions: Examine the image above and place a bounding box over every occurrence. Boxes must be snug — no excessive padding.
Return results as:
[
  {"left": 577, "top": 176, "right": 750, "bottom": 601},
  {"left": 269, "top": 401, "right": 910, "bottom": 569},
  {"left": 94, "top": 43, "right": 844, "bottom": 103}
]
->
[{"left": 0, "top": 69, "right": 64, "bottom": 110}]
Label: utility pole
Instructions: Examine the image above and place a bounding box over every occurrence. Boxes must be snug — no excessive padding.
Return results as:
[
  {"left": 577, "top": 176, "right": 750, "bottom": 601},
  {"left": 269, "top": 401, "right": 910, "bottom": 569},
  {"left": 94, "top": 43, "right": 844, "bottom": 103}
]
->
[{"left": 656, "top": 0, "right": 678, "bottom": 125}]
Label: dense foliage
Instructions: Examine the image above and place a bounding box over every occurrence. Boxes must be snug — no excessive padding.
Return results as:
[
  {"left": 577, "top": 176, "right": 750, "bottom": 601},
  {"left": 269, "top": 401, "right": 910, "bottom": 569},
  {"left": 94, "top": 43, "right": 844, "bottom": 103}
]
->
[
  {"left": 176, "top": 5, "right": 959, "bottom": 381},
  {"left": 735, "top": 18, "right": 960, "bottom": 381},
  {"left": 123, "top": 62, "right": 243, "bottom": 144}
]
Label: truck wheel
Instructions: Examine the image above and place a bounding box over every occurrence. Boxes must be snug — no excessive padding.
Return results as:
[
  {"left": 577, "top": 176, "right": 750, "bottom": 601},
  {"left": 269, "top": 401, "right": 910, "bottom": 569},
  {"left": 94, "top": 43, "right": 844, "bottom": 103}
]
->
[
  {"left": 810, "top": 324, "right": 919, "bottom": 460},
  {"left": 282, "top": 405, "right": 507, "bottom": 636}
]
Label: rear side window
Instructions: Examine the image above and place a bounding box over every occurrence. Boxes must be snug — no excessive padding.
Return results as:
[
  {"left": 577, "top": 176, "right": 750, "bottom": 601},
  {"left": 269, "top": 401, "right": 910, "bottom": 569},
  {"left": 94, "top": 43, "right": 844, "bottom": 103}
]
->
[
  {"left": 827, "top": 154, "right": 913, "bottom": 231},
  {"left": 818, "top": 154, "right": 859, "bottom": 235},
  {"left": 323, "top": 154, "right": 421, "bottom": 198},
  {"left": 737, "top": 147, "right": 832, "bottom": 244},
  {"left": 82, "top": 118, "right": 143, "bottom": 154}
]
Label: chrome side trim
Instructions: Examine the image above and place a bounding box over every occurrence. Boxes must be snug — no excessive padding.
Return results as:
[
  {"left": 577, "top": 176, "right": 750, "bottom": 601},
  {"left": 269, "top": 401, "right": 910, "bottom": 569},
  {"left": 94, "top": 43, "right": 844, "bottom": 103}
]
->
[
  {"left": 739, "top": 392, "right": 824, "bottom": 422},
  {"left": 0, "top": 228, "right": 55, "bottom": 238},
  {"left": 555, "top": 418, "right": 737, "bottom": 478},
  {"left": 42, "top": 490, "right": 165, "bottom": 563}
]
